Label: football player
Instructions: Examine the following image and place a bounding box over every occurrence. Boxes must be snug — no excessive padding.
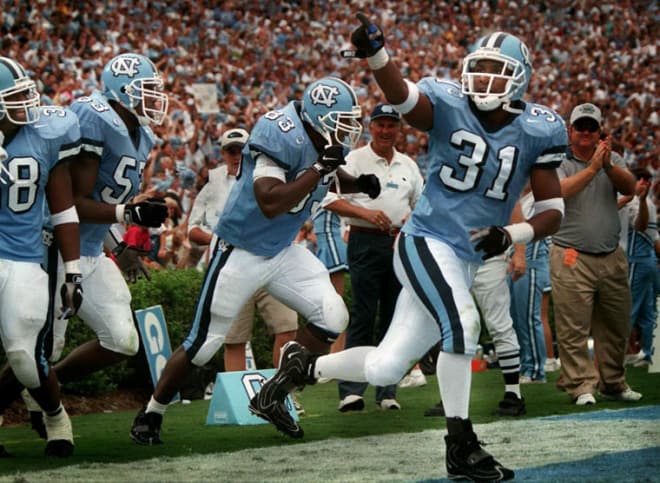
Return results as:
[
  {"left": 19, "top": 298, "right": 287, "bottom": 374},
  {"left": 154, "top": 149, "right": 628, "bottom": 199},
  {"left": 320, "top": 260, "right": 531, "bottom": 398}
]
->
[
  {"left": 130, "top": 76, "right": 380, "bottom": 445},
  {"left": 0, "top": 53, "right": 169, "bottom": 443},
  {"left": 251, "top": 16, "right": 567, "bottom": 482},
  {"left": 0, "top": 56, "right": 83, "bottom": 457},
  {"left": 47, "top": 53, "right": 168, "bottom": 385}
]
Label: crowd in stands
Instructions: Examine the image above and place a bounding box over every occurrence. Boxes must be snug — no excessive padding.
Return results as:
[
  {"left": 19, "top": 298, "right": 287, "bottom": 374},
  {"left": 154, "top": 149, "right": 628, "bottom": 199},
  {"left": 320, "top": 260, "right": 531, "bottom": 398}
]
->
[{"left": 1, "top": 0, "right": 657, "bottom": 268}]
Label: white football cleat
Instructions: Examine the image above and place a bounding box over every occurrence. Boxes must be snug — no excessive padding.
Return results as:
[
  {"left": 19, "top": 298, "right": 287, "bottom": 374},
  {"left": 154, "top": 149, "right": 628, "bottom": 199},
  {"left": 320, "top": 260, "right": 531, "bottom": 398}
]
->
[{"left": 398, "top": 368, "right": 427, "bottom": 388}]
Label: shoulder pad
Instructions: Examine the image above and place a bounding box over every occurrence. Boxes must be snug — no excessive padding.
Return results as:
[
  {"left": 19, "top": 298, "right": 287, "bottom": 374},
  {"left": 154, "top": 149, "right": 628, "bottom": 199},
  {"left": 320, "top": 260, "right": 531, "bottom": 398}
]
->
[{"left": 31, "top": 106, "right": 80, "bottom": 140}]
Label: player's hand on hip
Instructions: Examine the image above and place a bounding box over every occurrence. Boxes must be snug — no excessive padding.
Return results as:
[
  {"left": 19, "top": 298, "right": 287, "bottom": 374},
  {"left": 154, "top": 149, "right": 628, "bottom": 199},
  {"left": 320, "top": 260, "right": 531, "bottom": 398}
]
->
[
  {"left": 470, "top": 226, "right": 512, "bottom": 260},
  {"left": 113, "top": 242, "right": 151, "bottom": 283},
  {"left": 59, "top": 273, "right": 83, "bottom": 319}
]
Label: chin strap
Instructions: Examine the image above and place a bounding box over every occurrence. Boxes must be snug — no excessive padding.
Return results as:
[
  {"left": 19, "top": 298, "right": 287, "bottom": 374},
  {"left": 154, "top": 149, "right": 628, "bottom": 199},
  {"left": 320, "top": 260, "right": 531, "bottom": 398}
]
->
[{"left": 501, "top": 101, "right": 524, "bottom": 114}]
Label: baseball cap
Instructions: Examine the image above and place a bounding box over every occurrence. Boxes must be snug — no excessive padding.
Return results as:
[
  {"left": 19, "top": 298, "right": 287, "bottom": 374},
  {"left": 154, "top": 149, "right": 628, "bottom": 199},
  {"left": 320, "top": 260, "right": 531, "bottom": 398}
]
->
[
  {"left": 370, "top": 104, "right": 401, "bottom": 122},
  {"left": 570, "top": 103, "right": 602, "bottom": 125},
  {"left": 220, "top": 128, "right": 249, "bottom": 150}
]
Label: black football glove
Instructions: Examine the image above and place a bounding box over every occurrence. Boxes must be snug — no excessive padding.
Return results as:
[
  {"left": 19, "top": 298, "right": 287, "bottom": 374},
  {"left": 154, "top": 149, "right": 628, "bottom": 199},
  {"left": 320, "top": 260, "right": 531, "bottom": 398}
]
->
[
  {"left": 470, "top": 226, "right": 512, "bottom": 260},
  {"left": 113, "top": 242, "right": 151, "bottom": 283},
  {"left": 356, "top": 174, "right": 381, "bottom": 199},
  {"left": 122, "top": 199, "right": 168, "bottom": 227},
  {"left": 59, "top": 273, "right": 83, "bottom": 319},
  {"left": 342, "top": 12, "right": 385, "bottom": 59},
  {"left": 312, "top": 145, "right": 346, "bottom": 176}
]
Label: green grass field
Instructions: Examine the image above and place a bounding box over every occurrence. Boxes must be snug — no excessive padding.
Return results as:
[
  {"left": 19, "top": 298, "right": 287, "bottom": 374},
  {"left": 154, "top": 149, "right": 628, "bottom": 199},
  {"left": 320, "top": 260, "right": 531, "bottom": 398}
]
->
[{"left": 1, "top": 366, "right": 658, "bottom": 478}]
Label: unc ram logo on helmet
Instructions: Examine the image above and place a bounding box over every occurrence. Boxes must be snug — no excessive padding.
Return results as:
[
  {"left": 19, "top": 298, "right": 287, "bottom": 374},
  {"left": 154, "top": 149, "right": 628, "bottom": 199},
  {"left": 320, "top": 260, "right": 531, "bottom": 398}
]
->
[
  {"left": 109, "top": 55, "right": 143, "bottom": 78},
  {"left": 301, "top": 77, "right": 362, "bottom": 148},
  {"left": 102, "top": 53, "right": 168, "bottom": 126}
]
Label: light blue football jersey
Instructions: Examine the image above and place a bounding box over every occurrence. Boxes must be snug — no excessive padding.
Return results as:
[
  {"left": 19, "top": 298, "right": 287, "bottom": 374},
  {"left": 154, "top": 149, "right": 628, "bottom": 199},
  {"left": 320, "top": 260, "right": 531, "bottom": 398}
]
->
[
  {"left": 218, "top": 101, "right": 333, "bottom": 257},
  {"left": 403, "top": 78, "right": 567, "bottom": 263},
  {"left": 312, "top": 206, "right": 342, "bottom": 236},
  {"left": 69, "top": 91, "right": 155, "bottom": 257},
  {"left": 0, "top": 106, "right": 81, "bottom": 262},
  {"left": 627, "top": 199, "right": 657, "bottom": 260}
]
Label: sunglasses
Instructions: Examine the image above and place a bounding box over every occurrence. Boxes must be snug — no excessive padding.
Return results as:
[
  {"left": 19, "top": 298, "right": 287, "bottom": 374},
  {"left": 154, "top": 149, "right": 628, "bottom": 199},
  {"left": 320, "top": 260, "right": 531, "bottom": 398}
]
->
[
  {"left": 223, "top": 146, "right": 243, "bottom": 155},
  {"left": 572, "top": 119, "right": 600, "bottom": 133}
]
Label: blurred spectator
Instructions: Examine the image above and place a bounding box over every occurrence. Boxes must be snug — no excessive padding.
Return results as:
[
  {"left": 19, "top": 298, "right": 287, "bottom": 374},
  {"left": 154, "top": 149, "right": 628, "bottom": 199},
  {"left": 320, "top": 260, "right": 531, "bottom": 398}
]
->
[
  {"left": 509, "top": 187, "right": 552, "bottom": 384},
  {"left": 312, "top": 207, "right": 349, "bottom": 353},
  {"left": 1, "top": 1, "right": 653, "bottom": 217},
  {"left": 622, "top": 168, "right": 657, "bottom": 368},
  {"left": 157, "top": 192, "right": 185, "bottom": 267},
  {"left": 185, "top": 128, "right": 249, "bottom": 268},
  {"left": 294, "top": 220, "right": 317, "bottom": 252}
]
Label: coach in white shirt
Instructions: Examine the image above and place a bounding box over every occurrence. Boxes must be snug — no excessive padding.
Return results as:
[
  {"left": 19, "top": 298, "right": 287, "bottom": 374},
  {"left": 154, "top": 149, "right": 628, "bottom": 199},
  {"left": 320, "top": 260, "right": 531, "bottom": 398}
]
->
[{"left": 321, "top": 104, "right": 424, "bottom": 412}]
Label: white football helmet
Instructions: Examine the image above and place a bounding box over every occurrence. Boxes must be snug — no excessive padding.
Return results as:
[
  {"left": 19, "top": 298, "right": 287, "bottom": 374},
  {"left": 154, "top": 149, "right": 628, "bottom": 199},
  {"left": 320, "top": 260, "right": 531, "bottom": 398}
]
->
[{"left": 0, "top": 56, "right": 40, "bottom": 125}]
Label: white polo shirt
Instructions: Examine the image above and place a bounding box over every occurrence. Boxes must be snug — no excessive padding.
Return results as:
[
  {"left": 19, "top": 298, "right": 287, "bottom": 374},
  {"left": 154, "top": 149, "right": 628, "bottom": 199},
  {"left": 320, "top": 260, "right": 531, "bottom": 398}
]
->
[
  {"left": 188, "top": 165, "right": 236, "bottom": 234},
  {"left": 322, "top": 142, "right": 424, "bottom": 229}
]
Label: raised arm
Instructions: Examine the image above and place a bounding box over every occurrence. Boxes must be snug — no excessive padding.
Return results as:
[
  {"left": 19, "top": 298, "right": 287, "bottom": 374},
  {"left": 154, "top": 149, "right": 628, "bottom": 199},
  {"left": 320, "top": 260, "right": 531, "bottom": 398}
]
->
[{"left": 346, "top": 13, "right": 434, "bottom": 131}]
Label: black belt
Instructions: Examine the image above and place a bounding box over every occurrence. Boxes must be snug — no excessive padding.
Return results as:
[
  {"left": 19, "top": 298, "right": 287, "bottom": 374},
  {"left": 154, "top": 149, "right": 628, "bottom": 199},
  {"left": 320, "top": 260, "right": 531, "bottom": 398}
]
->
[
  {"left": 350, "top": 225, "right": 400, "bottom": 237},
  {"left": 554, "top": 243, "right": 616, "bottom": 257}
]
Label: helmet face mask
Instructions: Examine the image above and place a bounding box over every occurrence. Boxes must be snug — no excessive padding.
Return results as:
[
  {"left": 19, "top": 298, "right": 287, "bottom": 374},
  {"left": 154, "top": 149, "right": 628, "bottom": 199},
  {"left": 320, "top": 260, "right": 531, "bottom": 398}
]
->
[
  {"left": 461, "top": 32, "right": 532, "bottom": 112},
  {"left": 124, "top": 77, "right": 169, "bottom": 125},
  {"left": 102, "top": 53, "right": 169, "bottom": 126},
  {"left": 0, "top": 57, "right": 40, "bottom": 125},
  {"left": 301, "top": 77, "right": 362, "bottom": 148}
]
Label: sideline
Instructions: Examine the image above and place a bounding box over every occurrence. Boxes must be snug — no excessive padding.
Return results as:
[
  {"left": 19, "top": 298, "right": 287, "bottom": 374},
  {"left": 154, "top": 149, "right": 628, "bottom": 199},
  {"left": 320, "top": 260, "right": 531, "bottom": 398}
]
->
[{"left": 2, "top": 406, "right": 658, "bottom": 482}]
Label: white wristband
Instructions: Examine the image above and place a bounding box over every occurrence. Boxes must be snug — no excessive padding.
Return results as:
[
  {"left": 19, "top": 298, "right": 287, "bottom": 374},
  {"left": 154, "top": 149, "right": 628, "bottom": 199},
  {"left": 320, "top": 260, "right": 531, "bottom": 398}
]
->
[
  {"left": 64, "top": 259, "right": 81, "bottom": 274},
  {"left": 504, "top": 222, "right": 535, "bottom": 245},
  {"left": 392, "top": 80, "right": 420, "bottom": 115},
  {"left": 51, "top": 206, "right": 79, "bottom": 226},
  {"left": 115, "top": 204, "right": 126, "bottom": 223},
  {"left": 366, "top": 49, "right": 389, "bottom": 70}
]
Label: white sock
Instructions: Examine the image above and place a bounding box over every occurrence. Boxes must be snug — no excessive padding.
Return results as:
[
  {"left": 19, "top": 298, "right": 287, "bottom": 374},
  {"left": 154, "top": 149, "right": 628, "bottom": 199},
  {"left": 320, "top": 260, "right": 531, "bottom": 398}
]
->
[
  {"left": 437, "top": 352, "right": 472, "bottom": 419},
  {"left": 505, "top": 384, "right": 521, "bottom": 398},
  {"left": 146, "top": 396, "right": 168, "bottom": 415},
  {"left": 314, "top": 346, "right": 374, "bottom": 382}
]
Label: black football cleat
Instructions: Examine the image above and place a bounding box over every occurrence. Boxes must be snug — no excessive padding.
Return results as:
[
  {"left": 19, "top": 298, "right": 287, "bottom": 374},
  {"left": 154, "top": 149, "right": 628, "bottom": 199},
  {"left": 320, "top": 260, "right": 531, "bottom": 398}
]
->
[
  {"left": 45, "top": 440, "right": 74, "bottom": 457},
  {"left": 424, "top": 400, "right": 446, "bottom": 417},
  {"left": 494, "top": 391, "right": 526, "bottom": 417},
  {"left": 249, "top": 391, "right": 303, "bottom": 439},
  {"left": 445, "top": 417, "right": 514, "bottom": 482},
  {"left": 130, "top": 407, "right": 163, "bottom": 445},
  {"left": 248, "top": 341, "right": 314, "bottom": 438}
]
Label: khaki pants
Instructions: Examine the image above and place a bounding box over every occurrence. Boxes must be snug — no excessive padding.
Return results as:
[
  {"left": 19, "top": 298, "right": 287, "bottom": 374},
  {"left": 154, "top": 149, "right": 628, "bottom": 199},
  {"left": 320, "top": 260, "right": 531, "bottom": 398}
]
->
[
  {"left": 224, "top": 288, "right": 298, "bottom": 343},
  {"left": 550, "top": 245, "right": 631, "bottom": 399}
]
